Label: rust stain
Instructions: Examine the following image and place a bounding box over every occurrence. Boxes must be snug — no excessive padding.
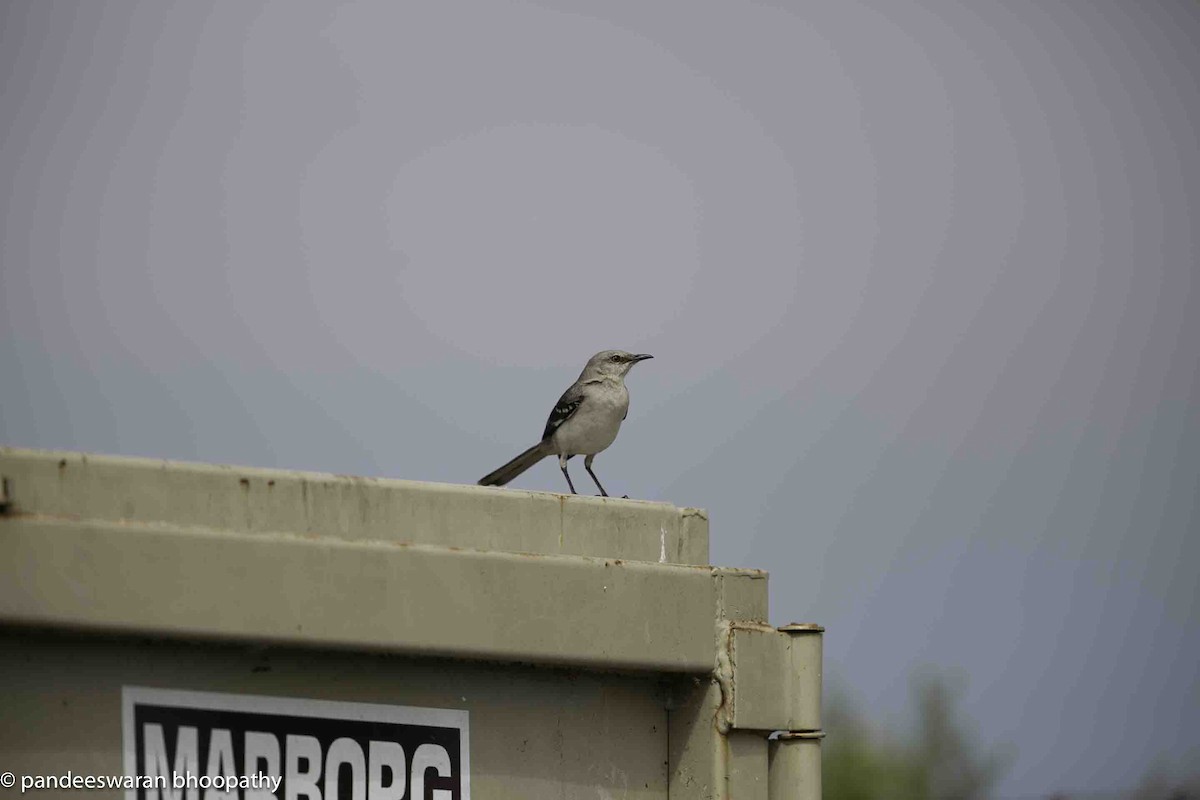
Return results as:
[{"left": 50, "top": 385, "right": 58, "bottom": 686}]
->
[
  {"left": 4, "top": 510, "right": 83, "bottom": 522},
  {"left": 714, "top": 621, "right": 735, "bottom": 734}
]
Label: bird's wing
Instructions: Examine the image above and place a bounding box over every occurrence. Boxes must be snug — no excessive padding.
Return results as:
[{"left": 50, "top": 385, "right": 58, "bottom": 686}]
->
[{"left": 542, "top": 385, "right": 585, "bottom": 441}]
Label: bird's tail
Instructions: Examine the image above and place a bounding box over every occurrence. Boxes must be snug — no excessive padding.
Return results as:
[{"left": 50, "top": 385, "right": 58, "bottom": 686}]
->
[{"left": 478, "top": 440, "right": 553, "bottom": 487}]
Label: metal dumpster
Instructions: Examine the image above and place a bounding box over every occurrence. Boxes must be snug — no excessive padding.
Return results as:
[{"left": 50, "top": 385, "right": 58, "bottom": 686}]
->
[{"left": 0, "top": 448, "right": 822, "bottom": 798}]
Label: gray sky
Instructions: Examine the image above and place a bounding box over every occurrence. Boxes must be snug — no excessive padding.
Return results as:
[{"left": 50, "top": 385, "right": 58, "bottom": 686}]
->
[{"left": 2, "top": 1, "right": 1197, "bottom": 795}]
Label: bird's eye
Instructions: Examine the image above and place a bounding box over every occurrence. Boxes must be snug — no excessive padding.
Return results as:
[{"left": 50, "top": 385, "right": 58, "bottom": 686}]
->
[{"left": 610, "top": 354, "right": 621, "bottom": 362}]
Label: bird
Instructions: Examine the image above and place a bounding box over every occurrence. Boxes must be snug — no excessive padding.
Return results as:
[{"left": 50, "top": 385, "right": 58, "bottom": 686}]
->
[{"left": 478, "top": 350, "right": 654, "bottom": 496}]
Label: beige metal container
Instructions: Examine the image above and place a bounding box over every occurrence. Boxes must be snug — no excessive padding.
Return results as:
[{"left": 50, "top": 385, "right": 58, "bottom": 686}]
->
[{"left": 0, "top": 448, "right": 823, "bottom": 799}]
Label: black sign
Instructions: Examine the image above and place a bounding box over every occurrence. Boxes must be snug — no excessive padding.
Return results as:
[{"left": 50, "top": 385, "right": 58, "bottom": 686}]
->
[{"left": 122, "top": 687, "right": 469, "bottom": 800}]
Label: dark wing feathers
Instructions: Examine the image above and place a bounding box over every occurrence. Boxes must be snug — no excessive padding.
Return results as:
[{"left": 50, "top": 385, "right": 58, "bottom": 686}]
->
[{"left": 542, "top": 390, "right": 584, "bottom": 440}]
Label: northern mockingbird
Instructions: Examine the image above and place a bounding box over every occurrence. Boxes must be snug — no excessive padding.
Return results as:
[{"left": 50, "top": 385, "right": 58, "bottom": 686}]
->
[{"left": 478, "top": 350, "right": 653, "bottom": 496}]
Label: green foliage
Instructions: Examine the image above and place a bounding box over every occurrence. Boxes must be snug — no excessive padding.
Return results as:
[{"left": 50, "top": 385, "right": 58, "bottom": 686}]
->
[
  {"left": 1127, "top": 766, "right": 1200, "bottom": 800},
  {"left": 823, "top": 671, "right": 1199, "bottom": 799},
  {"left": 823, "top": 672, "right": 1011, "bottom": 800}
]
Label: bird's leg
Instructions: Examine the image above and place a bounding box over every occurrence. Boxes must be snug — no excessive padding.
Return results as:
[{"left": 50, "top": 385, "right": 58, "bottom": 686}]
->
[
  {"left": 583, "top": 454, "right": 609, "bottom": 497},
  {"left": 559, "top": 454, "right": 577, "bottom": 494}
]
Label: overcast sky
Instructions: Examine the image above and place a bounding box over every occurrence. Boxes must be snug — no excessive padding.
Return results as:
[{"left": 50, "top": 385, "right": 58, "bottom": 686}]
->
[{"left": 2, "top": 1, "right": 1197, "bottom": 795}]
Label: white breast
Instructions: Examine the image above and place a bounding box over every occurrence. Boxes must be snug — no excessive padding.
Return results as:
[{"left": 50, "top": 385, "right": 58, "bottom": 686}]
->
[{"left": 551, "top": 383, "right": 629, "bottom": 456}]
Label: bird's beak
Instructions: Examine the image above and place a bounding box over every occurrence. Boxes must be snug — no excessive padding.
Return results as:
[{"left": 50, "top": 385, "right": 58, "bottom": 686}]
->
[{"left": 631, "top": 354, "right": 654, "bottom": 363}]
